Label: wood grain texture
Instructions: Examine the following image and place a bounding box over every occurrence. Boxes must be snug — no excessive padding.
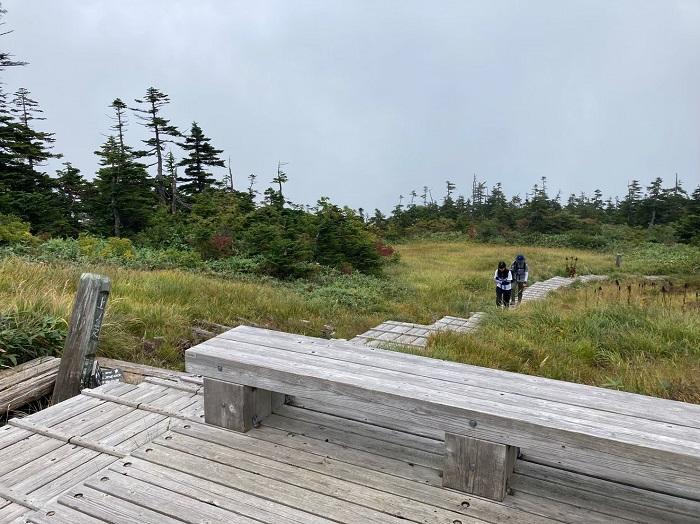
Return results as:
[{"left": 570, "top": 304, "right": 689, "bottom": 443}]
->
[
  {"left": 203, "top": 378, "right": 272, "bottom": 432},
  {"left": 52, "top": 274, "right": 111, "bottom": 404},
  {"left": 443, "top": 433, "right": 518, "bottom": 501},
  {"left": 186, "top": 329, "right": 700, "bottom": 499}
]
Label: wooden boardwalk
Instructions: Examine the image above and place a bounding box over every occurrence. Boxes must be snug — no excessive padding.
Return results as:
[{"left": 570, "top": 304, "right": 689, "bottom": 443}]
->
[
  {"left": 352, "top": 274, "right": 607, "bottom": 349},
  {"left": 0, "top": 369, "right": 698, "bottom": 523}
]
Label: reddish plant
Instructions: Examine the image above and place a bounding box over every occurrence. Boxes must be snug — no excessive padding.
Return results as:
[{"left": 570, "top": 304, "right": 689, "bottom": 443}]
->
[
  {"left": 208, "top": 234, "right": 234, "bottom": 258},
  {"left": 375, "top": 241, "right": 395, "bottom": 257}
]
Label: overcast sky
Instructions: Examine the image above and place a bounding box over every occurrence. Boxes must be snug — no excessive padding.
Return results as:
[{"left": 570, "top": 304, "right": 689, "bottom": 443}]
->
[{"left": 3, "top": 1, "right": 699, "bottom": 210}]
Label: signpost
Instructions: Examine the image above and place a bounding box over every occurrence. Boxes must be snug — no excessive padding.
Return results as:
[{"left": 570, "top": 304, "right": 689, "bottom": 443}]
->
[{"left": 52, "top": 273, "right": 111, "bottom": 404}]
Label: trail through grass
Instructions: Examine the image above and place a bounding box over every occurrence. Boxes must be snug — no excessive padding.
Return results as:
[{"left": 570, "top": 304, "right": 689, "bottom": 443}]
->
[{"left": 1, "top": 239, "right": 698, "bottom": 402}]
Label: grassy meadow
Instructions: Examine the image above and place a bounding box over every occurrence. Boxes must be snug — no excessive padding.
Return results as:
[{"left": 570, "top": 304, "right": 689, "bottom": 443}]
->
[{"left": 1, "top": 238, "right": 698, "bottom": 402}]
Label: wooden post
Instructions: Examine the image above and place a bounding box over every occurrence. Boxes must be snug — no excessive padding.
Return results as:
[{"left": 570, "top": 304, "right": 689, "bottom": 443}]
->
[
  {"left": 203, "top": 378, "right": 276, "bottom": 432},
  {"left": 443, "top": 432, "right": 519, "bottom": 501},
  {"left": 52, "top": 273, "right": 111, "bottom": 404},
  {"left": 616, "top": 254, "right": 622, "bottom": 267}
]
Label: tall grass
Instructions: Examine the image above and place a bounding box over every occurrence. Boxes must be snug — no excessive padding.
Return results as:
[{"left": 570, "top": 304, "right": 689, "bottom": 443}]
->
[
  {"left": 425, "top": 280, "right": 700, "bottom": 402},
  {"left": 1, "top": 239, "right": 697, "bottom": 403}
]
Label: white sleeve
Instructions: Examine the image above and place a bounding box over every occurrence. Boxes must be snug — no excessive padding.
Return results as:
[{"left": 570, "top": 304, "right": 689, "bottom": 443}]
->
[
  {"left": 493, "top": 270, "right": 499, "bottom": 282},
  {"left": 523, "top": 271, "right": 528, "bottom": 282}
]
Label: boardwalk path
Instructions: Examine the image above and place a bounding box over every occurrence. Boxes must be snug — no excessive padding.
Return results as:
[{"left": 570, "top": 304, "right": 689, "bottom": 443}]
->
[{"left": 351, "top": 274, "right": 607, "bottom": 349}]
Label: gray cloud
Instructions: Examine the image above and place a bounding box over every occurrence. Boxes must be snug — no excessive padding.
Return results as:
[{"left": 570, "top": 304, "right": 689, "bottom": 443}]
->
[{"left": 3, "top": 0, "right": 699, "bottom": 211}]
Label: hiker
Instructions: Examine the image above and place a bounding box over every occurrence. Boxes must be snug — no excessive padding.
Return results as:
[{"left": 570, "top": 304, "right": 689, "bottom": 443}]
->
[
  {"left": 494, "top": 261, "right": 513, "bottom": 308},
  {"left": 510, "top": 254, "right": 529, "bottom": 305}
]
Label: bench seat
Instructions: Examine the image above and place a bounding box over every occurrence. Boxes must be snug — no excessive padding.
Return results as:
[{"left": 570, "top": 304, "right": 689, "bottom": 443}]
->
[{"left": 185, "top": 326, "right": 700, "bottom": 502}]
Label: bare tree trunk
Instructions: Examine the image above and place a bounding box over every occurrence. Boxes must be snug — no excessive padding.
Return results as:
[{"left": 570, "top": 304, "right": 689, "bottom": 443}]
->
[{"left": 171, "top": 167, "right": 177, "bottom": 214}]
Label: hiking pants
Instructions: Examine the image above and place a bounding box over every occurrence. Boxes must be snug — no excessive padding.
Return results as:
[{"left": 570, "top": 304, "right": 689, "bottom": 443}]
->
[
  {"left": 496, "top": 287, "right": 511, "bottom": 308},
  {"left": 511, "top": 281, "right": 525, "bottom": 304}
]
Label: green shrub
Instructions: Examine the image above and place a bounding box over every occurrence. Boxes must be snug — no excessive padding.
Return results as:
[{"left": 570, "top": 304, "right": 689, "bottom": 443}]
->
[
  {"left": 206, "top": 255, "right": 264, "bottom": 275},
  {"left": 78, "top": 234, "right": 103, "bottom": 258},
  {"left": 0, "top": 214, "right": 35, "bottom": 245},
  {"left": 36, "top": 238, "right": 81, "bottom": 261},
  {"left": 101, "top": 237, "right": 136, "bottom": 260},
  {"left": 0, "top": 308, "right": 66, "bottom": 368}
]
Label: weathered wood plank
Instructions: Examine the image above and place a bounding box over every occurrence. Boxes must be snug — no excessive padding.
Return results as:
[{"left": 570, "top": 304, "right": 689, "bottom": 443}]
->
[
  {"left": 134, "top": 439, "right": 483, "bottom": 524},
  {"left": 95, "top": 357, "right": 190, "bottom": 384},
  {"left": 109, "top": 458, "right": 333, "bottom": 524},
  {"left": 0, "top": 357, "right": 59, "bottom": 393},
  {"left": 58, "top": 485, "right": 184, "bottom": 524},
  {"left": 443, "top": 433, "right": 518, "bottom": 501},
  {"left": 27, "top": 455, "right": 117, "bottom": 503},
  {"left": 203, "top": 378, "right": 272, "bottom": 432},
  {"left": 232, "top": 326, "right": 698, "bottom": 428},
  {"left": 26, "top": 503, "right": 108, "bottom": 524},
  {"left": 186, "top": 340, "right": 700, "bottom": 465},
  {"left": 0, "top": 369, "right": 58, "bottom": 414},
  {"left": 170, "top": 421, "right": 554, "bottom": 524},
  {"left": 263, "top": 412, "right": 442, "bottom": 469},
  {"left": 225, "top": 327, "right": 700, "bottom": 431},
  {"left": 8, "top": 419, "right": 126, "bottom": 458},
  {"left": 52, "top": 274, "right": 111, "bottom": 404},
  {"left": 186, "top": 340, "right": 700, "bottom": 499},
  {"left": 515, "top": 461, "right": 700, "bottom": 522},
  {"left": 83, "top": 471, "right": 260, "bottom": 523},
  {"left": 0, "top": 502, "right": 29, "bottom": 524}
]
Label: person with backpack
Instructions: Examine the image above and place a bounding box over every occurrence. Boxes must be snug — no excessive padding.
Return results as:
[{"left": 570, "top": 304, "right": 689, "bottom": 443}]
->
[
  {"left": 510, "top": 254, "right": 529, "bottom": 305},
  {"left": 494, "top": 261, "right": 513, "bottom": 308}
]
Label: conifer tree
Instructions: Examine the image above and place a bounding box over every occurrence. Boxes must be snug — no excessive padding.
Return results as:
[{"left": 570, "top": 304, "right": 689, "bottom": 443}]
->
[
  {"left": 132, "top": 88, "right": 180, "bottom": 203},
  {"left": 177, "top": 122, "right": 225, "bottom": 195},
  {"left": 55, "top": 162, "right": 88, "bottom": 236},
  {"left": 91, "top": 136, "right": 153, "bottom": 236},
  {"left": 164, "top": 150, "right": 178, "bottom": 214}
]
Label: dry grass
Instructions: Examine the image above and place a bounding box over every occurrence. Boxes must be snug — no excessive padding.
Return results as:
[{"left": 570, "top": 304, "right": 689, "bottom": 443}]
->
[{"left": 1, "top": 239, "right": 697, "bottom": 402}]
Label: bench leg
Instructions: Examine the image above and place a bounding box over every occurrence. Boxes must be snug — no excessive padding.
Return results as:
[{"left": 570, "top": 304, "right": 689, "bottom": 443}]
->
[
  {"left": 204, "top": 378, "right": 284, "bottom": 432},
  {"left": 443, "top": 432, "right": 519, "bottom": 501}
]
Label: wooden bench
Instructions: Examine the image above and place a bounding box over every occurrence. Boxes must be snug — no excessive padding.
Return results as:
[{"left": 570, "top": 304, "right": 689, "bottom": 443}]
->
[{"left": 185, "top": 326, "right": 700, "bottom": 502}]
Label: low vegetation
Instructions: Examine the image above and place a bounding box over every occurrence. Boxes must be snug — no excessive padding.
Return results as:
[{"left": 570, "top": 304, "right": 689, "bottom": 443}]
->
[
  {"left": 1, "top": 238, "right": 698, "bottom": 405},
  {"left": 426, "top": 279, "right": 700, "bottom": 403}
]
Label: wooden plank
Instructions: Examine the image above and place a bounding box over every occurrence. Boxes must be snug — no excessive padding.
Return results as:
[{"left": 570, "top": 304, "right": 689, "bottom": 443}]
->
[
  {"left": 186, "top": 341, "right": 700, "bottom": 499},
  {"left": 8, "top": 419, "right": 126, "bottom": 458},
  {"left": 0, "top": 502, "right": 29, "bottom": 524},
  {"left": 0, "top": 427, "right": 32, "bottom": 451},
  {"left": 0, "top": 369, "right": 58, "bottom": 414},
  {"left": 233, "top": 326, "right": 699, "bottom": 428},
  {"left": 275, "top": 403, "right": 443, "bottom": 455},
  {"left": 143, "top": 377, "right": 201, "bottom": 394},
  {"left": 515, "top": 461, "right": 700, "bottom": 523},
  {"left": 134, "top": 439, "right": 483, "bottom": 524},
  {"left": 95, "top": 357, "right": 190, "bottom": 384},
  {"left": 289, "top": 394, "right": 700, "bottom": 501},
  {"left": 0, "top": 435, "right": 64, "bottom": 477},
  {"left": 8, "top": 448, "right": 99, "bottom": 496},
  {"left": 262, "top": 412, "right": 442, "bottom": 469},
  {"left": 27, "top": 455, "right": 117, "bottom": 503},
  {"left": 170, "top": 421, "right": 554, "bottom": 524},
  {"left": 26, "top": 503, "right": 108, "bottom": 524},
  {"left": 58, "top": 485, "right": 184, "bottom": 524},
  {"left": 510, "top": 469, "right": 700, "bottom": 524},
  {"left": 187, "top": 338, "right": 700, "bottom": 463},
  {"left": 53, "top": 273, "right": 111, "bottom": 404},
  {"left": 0, "top": 444, "right": 94, "bottom": 488},
  {"left": 0, "top": 357, "right": 59, "bottom": 392},
  {"left": 203, "top": 378, "right": 272, "bottom": 432},
  {"left": 109, "top": 458, "right": 333, "bottom": 524},
  {"left": 51, "top": 402, "right": 134, "bottom": 436},
  {"left": 443, "top": 433, "right": 518, "bottom": 501},
  {"left": 27, "top": 395, "right": 103, "bottom": 427},
  {"left": 83, "top": 471, "right": 259, "bottom": 523}
]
